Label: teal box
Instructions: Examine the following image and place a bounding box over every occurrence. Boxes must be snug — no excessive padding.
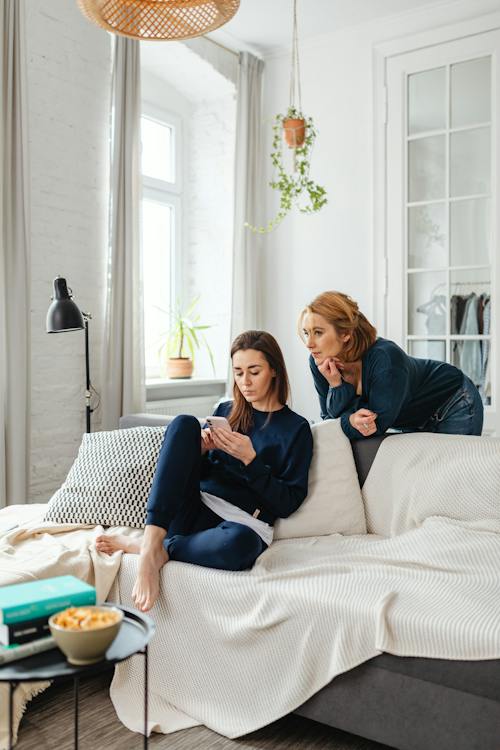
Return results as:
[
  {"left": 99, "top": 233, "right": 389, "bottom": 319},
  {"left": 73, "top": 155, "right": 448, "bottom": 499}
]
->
[{"left": 0, "top": 575, "right": 96, "bottom": 624}]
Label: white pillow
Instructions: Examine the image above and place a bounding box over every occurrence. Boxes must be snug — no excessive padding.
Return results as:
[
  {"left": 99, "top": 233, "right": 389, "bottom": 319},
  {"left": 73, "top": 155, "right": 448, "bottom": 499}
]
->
[
  {"left": 274, "top": 419, "right": 367, "bottom": 539},
  {"left": 44, "top": 426, "right": 166, "bottom": 528}
]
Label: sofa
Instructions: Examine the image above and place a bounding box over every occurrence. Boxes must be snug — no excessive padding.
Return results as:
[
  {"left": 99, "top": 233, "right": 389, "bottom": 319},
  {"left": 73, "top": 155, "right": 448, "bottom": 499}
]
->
[{"left": 118, "top": 412, "right": 500, "bottom": 750}]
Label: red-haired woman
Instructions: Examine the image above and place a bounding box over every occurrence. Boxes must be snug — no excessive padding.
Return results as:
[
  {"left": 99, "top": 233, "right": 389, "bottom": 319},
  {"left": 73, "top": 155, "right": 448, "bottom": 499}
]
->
[
  {"left": 300, "top": 290, "right": 483, "bottom": 440},
  {"left": 96, "top": 330, "right": 313, "bottom": 612}
]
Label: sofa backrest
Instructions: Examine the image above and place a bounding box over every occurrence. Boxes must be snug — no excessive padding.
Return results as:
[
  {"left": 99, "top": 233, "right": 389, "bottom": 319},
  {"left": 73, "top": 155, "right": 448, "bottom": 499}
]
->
[
  {"left": 350, "top": 434, "right": 393, "bottom": 487},
  {"left": 119, "top": 413, "right": 392, "bottom": 489}
]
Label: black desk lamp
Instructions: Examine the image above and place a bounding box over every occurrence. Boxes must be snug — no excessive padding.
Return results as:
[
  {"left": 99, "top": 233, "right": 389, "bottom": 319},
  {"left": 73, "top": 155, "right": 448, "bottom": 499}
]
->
[{"left": 46, "top": 276, "right": 94, "bottom": 433}]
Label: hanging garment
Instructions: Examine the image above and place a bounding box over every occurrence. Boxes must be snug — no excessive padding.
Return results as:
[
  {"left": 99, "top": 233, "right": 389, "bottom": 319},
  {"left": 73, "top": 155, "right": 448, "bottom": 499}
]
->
[
  {"left": 480, "top": 297, "right": 491, "bottom": 403},
  {"left": 416, "top": 294, "right": 446, "bottom": 335},
  {"left": 450, "top": 294, "right": 468, "bottom": 335},
  {"left": 477, "top": 293, "right": 486, "bottom": 335},
  {"left": 459, "top": 293, "right": 482, "bottom": 387}
]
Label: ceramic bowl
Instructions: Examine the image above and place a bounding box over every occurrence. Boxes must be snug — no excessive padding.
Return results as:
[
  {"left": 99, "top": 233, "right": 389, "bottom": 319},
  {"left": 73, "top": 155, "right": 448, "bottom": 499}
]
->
[{"left": 49, "top": 605, "right": 123, "bottom": 665}]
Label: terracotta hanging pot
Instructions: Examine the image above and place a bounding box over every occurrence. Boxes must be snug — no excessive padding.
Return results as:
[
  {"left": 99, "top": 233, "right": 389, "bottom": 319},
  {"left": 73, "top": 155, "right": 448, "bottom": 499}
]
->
[
  {"left": 283, "top": 117, "right": 306, "bottom": 148},
  {"left": 167, "top": 357, "right": 194, "bottom": 379}
]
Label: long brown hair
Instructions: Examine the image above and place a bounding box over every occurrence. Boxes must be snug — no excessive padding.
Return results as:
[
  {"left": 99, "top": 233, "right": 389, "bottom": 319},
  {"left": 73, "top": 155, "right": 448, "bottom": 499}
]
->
[
  {"left": 299, "top": 291, "right": 377, "bottom": 362},
  {"left": 228, "top": 330, "right": 290, "bottom": 433}
]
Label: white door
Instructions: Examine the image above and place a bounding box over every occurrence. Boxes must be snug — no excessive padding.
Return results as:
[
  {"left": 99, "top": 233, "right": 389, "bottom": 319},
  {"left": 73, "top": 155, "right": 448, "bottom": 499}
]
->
[{"left": 386, "top": 30, "right": 499, "bottom": 435}]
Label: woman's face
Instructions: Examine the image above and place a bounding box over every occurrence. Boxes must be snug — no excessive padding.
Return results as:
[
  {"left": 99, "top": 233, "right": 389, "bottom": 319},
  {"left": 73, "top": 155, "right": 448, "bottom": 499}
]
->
[
  {"left": 301, "top": 312, "right": 350, "bottom": 363},
  {"left": 232, "top": 349, "right": 276, "bottom": 406}
]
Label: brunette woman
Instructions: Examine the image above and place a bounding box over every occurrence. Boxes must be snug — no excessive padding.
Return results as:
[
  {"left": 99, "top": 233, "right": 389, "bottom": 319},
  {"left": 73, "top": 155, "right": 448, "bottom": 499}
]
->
[{"left": 96, "top": 330, "right": 313, "bottom": 611}]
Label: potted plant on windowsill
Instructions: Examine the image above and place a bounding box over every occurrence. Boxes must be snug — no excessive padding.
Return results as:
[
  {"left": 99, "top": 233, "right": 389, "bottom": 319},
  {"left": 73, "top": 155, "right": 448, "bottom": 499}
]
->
[{"left": 160, "top": 297, "right": 215, "bottom": 380}]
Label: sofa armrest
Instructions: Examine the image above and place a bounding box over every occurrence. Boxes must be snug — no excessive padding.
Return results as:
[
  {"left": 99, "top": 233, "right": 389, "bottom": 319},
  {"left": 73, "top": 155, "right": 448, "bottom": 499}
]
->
[
  {"left": 119, "top": 413, "right": 175, "bottom": 429},
  {"left": 119, "top": 413, "right": 206, "bottom": 429}
]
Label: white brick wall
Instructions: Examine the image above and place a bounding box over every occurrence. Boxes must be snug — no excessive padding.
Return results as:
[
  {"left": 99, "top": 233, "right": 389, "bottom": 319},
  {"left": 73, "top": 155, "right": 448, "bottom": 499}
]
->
[
  {"left": 185, "top": 94, "right": 236, "bottom": 379},
  {"left": 25, "top": 1, "right": 111, "bottom": 501}
]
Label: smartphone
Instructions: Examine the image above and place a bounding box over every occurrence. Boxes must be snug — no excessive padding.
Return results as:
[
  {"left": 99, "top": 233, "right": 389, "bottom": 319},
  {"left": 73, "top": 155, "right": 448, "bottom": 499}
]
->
[{"left": 205, "top": 416, "right": 232, "bottom": 432}]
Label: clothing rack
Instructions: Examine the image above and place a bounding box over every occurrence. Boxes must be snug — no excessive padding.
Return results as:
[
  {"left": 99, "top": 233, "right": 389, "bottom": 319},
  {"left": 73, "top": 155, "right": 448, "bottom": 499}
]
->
[{"left": 450, "top": 280, "right": 490, "bottom": 286}]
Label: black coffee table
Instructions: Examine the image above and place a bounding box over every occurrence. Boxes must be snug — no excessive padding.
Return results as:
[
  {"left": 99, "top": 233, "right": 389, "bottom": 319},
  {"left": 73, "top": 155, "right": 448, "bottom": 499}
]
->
[{"left": 0, "top": 603, "right": 155, "bottom": 750}]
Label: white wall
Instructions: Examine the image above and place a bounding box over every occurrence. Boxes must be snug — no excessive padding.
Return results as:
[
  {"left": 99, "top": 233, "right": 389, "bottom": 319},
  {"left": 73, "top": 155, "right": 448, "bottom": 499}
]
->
[
  {"left": 26, "top": 1, "right": 111, "bottom": 501},
  {"left": 260, "top": 0, "right": 500, "bottom": 422}
]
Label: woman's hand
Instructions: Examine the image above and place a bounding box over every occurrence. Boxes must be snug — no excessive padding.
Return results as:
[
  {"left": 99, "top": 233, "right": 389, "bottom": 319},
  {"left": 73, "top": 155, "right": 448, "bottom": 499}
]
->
[
  {"left": 317, "top": 357, "right": 342, "bottom": 388},
  {"left": 349, "top": 408, "right": 377, "bottom": 437},
  {"left": 210, "top": 429, "right": 257, "bottom": 466},
  {"left": 201, "top": 428, "right": 216, "bottom": 455}
]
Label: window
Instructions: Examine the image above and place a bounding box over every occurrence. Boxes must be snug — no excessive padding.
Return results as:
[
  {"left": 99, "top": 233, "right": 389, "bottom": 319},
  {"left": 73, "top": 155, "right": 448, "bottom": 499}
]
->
[{"left": 140, "top": 108, "right": 182, "bottom": 380}]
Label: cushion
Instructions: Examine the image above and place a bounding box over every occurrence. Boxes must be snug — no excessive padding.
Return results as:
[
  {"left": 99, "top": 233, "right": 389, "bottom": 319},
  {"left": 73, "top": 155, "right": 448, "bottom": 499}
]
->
[
  {"left": 274, "top": 419, "right": 367, "bottom": 540},
  {"left": 43, "top": 426, "right": 166, "bottom": 528}
]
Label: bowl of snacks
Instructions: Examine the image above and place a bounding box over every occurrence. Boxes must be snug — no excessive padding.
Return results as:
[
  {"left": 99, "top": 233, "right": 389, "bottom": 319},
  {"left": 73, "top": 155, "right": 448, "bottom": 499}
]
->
[{"left": 49, "top": 605, "right": 124, "bottom": 665}]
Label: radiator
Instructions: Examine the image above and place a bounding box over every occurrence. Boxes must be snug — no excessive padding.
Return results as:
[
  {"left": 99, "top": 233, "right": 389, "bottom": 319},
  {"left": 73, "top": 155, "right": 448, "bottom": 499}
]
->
[{"left": 146, "top": 395, "right": 218, "bottom": 418}]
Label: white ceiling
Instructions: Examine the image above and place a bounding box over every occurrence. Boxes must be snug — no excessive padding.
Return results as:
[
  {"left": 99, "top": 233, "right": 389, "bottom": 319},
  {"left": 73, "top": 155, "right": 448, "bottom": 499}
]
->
[
  {"left": 141, "top": 0, "right": 454, "bottom": 99},
  {"left": 210, "top": 0, "right": 453, "bottom": 54}
]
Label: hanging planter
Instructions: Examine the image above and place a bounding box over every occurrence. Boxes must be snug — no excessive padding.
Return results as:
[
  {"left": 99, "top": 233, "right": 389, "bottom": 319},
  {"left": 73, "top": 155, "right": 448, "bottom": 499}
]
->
[
  {"left": 282, "top": 116, "right": 306, "bottom": 148},
  {"left": 246, "top": 0, "right": 327, "bottom": 234}
]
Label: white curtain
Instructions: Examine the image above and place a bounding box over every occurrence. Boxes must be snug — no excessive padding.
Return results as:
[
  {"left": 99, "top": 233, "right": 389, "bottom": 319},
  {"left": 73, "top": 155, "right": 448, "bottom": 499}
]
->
[
  {"left": 229, "top": 51, "right": 265, "bottom": 345},
  {"left": 101, "top": 38, "right": 145, "bottom": 430},
  {"left": 0, "top": 0, "right": 31, "bottom": 507}
]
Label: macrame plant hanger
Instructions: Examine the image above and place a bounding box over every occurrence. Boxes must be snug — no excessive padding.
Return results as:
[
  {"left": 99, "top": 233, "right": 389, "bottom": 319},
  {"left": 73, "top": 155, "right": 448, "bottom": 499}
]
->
[
  {"left": 284, "top": 0, "right": 305, "bottom": 170},
  {"left": 289, "top": 0, "right": 302, "bottom": 118}
]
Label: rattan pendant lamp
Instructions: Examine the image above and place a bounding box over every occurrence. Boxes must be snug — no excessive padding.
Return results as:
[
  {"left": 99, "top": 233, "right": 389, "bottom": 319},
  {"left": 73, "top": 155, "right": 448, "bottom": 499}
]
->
[{"left": 77, "top": 0, "right": 241, "bottom": 41}]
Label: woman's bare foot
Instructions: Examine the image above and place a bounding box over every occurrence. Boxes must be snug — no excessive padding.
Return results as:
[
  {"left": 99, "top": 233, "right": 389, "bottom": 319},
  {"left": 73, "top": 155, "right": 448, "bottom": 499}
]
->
[
  {"left": 131, "top": 525, "right": 169, "bottom": 612},
  {"left": 95, "top": 534, "right": 142, "bottom": 555}
]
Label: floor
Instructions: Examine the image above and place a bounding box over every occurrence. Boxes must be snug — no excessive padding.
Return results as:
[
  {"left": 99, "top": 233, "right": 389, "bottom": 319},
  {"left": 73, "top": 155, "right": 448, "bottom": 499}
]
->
[{"left": 15, "top": 671, "right": 391, "bottom": 750}]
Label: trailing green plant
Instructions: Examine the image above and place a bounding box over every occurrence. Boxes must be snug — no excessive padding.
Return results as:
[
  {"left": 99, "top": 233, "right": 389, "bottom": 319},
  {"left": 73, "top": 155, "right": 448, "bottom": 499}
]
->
[
  {"left": 158, "top": 296, "right": 215, "bottom": 374},
  {"left": 246, "top": 107, "right": 327, "bottom": 234}
]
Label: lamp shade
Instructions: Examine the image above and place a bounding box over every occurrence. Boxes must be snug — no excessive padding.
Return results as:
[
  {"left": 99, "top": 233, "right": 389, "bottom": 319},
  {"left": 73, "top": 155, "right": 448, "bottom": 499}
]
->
[
  {"left": 46, "top": 277, "right": 85, "bottom": 333},
  {"left": 77, "top": 0, "right": 240, "bottom": 41}
]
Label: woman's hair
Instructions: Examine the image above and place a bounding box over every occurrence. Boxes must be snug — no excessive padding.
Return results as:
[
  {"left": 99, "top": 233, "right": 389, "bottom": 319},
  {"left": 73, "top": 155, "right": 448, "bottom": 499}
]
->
[
  {"left": 228, "top": 330, "right": 290, "bottom": 433},
  {"left": 299, "top": 291, "right": 377, "bottom": 362}
]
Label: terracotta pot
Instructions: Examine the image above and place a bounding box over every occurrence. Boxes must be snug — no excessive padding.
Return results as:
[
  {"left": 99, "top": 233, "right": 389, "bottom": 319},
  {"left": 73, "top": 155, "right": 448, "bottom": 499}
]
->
[
  {"left": 283, "top": 117, "right": 306, "bottom": 148},
  {"left": 167, "top": 357, "right": 194, "bottom": 379}
]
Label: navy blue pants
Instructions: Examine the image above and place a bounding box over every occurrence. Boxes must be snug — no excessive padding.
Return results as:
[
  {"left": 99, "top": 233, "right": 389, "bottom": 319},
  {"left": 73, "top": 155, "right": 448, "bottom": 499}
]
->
[{"left": 146, "top": 415, "right": 267, "bottom": 571}]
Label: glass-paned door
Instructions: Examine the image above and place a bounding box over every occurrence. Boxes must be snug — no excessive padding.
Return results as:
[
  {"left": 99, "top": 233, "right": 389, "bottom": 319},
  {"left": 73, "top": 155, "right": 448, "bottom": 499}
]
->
[{"left": 386, "top": 31, "right": 500, "bottom": 434}]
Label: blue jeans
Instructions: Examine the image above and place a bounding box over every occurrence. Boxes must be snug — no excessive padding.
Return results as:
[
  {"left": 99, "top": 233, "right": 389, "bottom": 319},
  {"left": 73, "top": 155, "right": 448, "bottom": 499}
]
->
[
  {"left": 420, "top": 375, "right": 484, "bottom": 435},
  {"left": 146, "top": 415, "right": 267, "bottom": 571}
]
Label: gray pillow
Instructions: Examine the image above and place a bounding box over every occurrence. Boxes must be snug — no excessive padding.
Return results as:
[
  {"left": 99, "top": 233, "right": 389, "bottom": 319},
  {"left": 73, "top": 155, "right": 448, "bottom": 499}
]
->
[{"left": 43, "top": 426, "right": 166, "bottom": 528}]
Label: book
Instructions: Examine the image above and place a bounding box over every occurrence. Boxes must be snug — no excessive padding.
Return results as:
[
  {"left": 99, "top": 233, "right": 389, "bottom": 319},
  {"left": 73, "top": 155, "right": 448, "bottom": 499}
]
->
[
  {"left": 0, "top": 614, "right": 51, "bottom": 646},
  {"left": 0, "top": 636, "right": 56, "bottom": 665},
  {"left": 0, "top": 575, "right": 96, "bottom": 625}
]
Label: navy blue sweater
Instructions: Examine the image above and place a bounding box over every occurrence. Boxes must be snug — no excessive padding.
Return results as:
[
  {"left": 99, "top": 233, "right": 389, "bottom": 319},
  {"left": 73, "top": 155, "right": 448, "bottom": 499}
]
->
[
  {"left": 201, "top": 401, "right": 313, "bottom": 524},
  {"left": 310, "top": 338, "right": 463, "bottom": 440}
]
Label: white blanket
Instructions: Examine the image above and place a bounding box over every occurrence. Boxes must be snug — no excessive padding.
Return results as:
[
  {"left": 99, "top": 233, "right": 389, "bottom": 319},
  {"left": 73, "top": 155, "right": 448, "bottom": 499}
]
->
[
  {"left": 0, "top": 504, "right": 141, "bottom": 750},
  {"left": 109, "top": 434, "right": 500, "bottom": 739}
]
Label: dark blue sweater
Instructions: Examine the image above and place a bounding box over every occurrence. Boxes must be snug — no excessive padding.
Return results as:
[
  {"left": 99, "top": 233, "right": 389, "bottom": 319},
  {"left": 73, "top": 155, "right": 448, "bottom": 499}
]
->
[
  {"left": 310, "top": 338, "right": 463, "bottom": 440},
  {"left": 201, "top": 401, "right": 313, "bottom": 525}
]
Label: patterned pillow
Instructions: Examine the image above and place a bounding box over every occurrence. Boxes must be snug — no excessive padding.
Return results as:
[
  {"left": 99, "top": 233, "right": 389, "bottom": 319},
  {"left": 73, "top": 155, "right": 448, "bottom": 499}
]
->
[{"left": 43, "top": 426, "right": 166, "bottom": 528}]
